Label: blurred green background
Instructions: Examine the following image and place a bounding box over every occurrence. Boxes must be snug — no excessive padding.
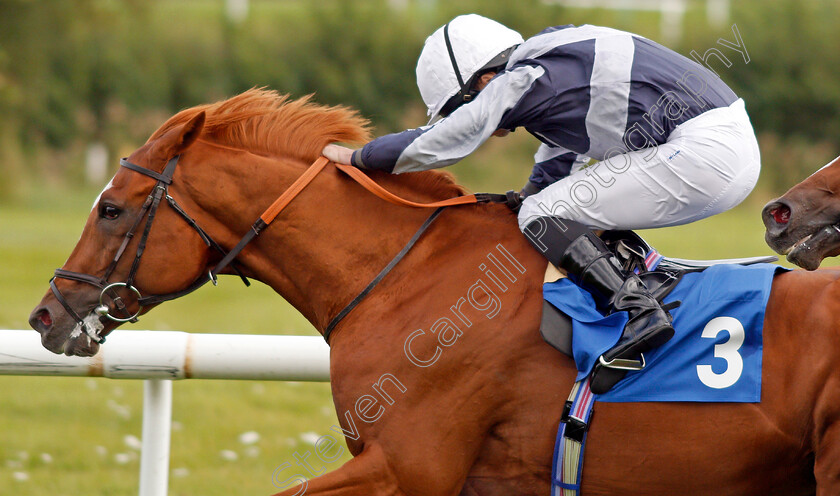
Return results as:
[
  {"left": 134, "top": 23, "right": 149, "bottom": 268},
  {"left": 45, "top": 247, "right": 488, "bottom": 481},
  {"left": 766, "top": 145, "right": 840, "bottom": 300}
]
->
[{"left": 0, "top": 0, "right": 838, "bottom": 494}]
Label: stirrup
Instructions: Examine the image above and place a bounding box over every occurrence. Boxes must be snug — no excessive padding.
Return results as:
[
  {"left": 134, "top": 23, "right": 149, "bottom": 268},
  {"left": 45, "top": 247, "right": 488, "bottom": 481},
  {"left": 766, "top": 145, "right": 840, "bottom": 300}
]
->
[{"left": 598, "top": 353, "right": 646, "bottom": 371}]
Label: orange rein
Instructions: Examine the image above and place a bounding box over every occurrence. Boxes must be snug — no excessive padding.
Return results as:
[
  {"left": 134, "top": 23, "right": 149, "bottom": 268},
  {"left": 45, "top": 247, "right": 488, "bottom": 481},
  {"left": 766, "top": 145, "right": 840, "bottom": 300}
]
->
[
  {"left": 333, "top": 162, "right": 485, "bottom": 208},
  {"left": 227, "top": 155, "right": 511, "bottom": 343},
  {"left": 212, "top": 156, "right": 499, "bottom": 285},
  {"left": 259, "top": 156, "right": 483, "bottom": 225}
]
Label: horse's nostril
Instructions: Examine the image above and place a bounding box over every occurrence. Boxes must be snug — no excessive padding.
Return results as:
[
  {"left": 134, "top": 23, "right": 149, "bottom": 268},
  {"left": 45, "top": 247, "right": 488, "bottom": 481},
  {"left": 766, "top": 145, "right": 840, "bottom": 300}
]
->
[
  {"left": 39, "top": 310, "right": 53, "bottom": 327},
  {"left": 30, "top": 308, "right": 53, "bottom": 330},
  {"left": 770, "top": 205, "right": 791, "bottom": 225}
]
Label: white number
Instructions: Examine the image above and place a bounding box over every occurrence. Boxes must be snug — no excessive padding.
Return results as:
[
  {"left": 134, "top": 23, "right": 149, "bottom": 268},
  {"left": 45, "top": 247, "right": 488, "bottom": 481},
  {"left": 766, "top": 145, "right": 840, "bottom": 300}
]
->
[{"left": 696, "top": 316, "right": 745, "bottom": 389}]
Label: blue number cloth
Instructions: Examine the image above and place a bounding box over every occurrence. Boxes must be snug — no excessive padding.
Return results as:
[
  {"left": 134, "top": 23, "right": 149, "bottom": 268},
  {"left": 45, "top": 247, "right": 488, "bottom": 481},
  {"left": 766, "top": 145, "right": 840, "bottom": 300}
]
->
[{"left": 543, "top": 263, "right": 786, "bottom": 402}]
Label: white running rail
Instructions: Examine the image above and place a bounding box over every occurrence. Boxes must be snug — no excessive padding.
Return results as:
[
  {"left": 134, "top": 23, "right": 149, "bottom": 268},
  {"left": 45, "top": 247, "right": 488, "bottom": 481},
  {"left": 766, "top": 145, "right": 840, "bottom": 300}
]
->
[{"left": 0, "top": 329, "right": 331, "bottom": 496}]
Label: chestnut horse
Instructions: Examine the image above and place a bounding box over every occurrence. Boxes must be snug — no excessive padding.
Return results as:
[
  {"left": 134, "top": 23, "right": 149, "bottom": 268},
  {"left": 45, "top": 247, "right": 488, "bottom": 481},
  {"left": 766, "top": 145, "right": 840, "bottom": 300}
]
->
[
  {"left": 763, "top": 155, "right": 840, "bottom": 270},
  {"left": 29, "top": 90, "right": 838, "bottom": 495}
]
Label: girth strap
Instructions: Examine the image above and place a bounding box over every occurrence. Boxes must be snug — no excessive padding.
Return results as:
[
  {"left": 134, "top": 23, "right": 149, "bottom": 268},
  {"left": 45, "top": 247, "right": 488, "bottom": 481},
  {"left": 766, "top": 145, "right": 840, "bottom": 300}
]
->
[{"left": 552, "top": 378, "right": 596, "bottom": 495}]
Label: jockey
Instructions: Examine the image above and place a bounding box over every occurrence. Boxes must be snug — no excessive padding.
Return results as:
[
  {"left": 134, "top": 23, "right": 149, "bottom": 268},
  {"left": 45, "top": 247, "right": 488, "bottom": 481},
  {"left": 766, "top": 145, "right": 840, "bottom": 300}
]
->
[{"left": 323, "top": 14, "right": 761, "bottom": 392}]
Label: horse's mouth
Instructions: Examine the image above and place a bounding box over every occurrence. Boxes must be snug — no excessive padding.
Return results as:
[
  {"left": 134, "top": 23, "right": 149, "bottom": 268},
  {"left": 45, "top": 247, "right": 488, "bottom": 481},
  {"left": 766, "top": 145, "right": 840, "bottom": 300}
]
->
[
  {"left": 60, "top": 335, "right": 101, "bottom": 357},
  {"left": 40, "top": 330, "right": 100, "bottom": 357},
  {"left": 785, "top": 224, "right": 840, "bottom": 270},
  {"left": 782, "top": 234, "right": 813, "bottom": 255},
  {"left": 60, "top": 311, "right": 110, "bottom": 356},
  {"left": 31, "top": 307, "right": 106, "bottom": 357}
]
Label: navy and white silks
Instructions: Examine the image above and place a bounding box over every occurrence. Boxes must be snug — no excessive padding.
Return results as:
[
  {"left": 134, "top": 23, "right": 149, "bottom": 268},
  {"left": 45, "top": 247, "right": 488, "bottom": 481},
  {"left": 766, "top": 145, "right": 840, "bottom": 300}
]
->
[{"left": 351, "top": 24, "right": 761, "bottom": 231}]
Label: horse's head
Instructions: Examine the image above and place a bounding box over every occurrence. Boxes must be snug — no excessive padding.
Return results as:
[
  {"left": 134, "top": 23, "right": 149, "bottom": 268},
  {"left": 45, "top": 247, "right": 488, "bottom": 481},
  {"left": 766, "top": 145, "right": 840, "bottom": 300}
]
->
[
  {"left": 29, "top": 89, "right": 375, "bottom": 356},
  {"left": 29, "top": 112, "right": 213, "bottom": 356},
  {"left": 763, "top": 155, "right": 840, "bottom": 270}
]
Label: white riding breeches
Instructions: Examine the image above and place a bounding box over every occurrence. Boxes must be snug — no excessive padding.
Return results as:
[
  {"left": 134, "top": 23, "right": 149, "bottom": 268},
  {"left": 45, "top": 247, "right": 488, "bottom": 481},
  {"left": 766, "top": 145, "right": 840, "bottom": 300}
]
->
[{"left": 517, "top": 98, "right": 760, "bottom": 231}]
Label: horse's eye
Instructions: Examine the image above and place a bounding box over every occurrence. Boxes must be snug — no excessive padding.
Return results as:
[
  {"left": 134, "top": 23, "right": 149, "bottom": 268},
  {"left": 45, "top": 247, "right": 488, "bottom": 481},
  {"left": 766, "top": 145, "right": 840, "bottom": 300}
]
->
[{"left": 99, "top": 204, "right": 121, "bottom": 220}]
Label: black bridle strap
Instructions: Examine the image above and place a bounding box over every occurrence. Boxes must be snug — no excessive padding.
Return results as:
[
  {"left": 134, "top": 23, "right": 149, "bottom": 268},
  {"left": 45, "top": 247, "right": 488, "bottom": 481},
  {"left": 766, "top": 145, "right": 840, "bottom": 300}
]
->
[
  {"left": 167, "top": 198, "right": 251, "bottom": 286},
  {"left": 209, "top": 222, "right": 261, "bottom": 284},
  {"left": 208, "top": 156, "right": 333, "bottom": 282},
  {"left": 53, "top": 269, "right": 106, "bottom": 288},
  {"left": 49, "top": 158, "right": 181, "bottom": 341},
  {"left": 50, "top": 278, "right": 88, "bottom": 327},
  {"left": 138, "top": 273, "right": 213, "bottom": 307},
  {"left": 102, "top": 193, "right": 154, "bottom": 282},
  {"left": 121, "top": 158, "right": 175, "bottom": 184},
  {"left": 117, "top": 156, "right": 250, "bottom": 287},
  {"left": 121, "top": 156, "right": 179, "bottom": 287},
  {"left": 165, "top": 195, "right": 213, "bottom": 248},
  {"left": 126, "top": 184, "right": 166, "bottom": 287},
  {"left": 323, "top": 206, "right": 446, "bottom": 343}
]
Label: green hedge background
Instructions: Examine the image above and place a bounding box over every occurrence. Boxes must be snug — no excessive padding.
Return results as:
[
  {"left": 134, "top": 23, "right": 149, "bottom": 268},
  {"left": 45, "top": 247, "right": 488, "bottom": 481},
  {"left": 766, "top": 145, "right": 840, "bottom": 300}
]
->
[{"left": 0, "top": 0, "right": 838, "bottom": 199}]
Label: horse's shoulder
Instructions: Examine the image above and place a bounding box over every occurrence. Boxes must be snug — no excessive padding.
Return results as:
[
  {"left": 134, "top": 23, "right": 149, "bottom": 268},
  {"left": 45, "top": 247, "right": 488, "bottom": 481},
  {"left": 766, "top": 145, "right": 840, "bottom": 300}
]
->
[
  {"left": 815, "top": 267, "right": 840, "bottom": 300},
  {"left": 776, "top": 266, "right": 840, "bottom": 284},
  {"left": 770, "top": 267, "right": 840, "bottom": 312}
]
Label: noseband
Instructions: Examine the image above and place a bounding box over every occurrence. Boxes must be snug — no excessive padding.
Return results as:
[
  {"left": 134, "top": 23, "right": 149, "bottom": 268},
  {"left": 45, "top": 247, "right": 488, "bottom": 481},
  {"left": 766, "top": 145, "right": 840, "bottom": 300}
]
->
[{"left": 50, "top": 154, "right": 516, "bottom": 346}]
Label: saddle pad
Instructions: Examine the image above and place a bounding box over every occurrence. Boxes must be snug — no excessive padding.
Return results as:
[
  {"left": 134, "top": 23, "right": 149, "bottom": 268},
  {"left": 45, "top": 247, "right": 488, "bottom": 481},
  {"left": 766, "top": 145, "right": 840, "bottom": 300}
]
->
[{"left": 543, "top": 263, "right": 785, "bottom": 402}]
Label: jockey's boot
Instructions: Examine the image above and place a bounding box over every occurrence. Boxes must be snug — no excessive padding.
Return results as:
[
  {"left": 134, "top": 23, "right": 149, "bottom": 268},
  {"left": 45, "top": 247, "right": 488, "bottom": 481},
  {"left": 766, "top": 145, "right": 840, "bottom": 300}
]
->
[{"left": 523, "top": 217, "right": 675, "bottom": 394}]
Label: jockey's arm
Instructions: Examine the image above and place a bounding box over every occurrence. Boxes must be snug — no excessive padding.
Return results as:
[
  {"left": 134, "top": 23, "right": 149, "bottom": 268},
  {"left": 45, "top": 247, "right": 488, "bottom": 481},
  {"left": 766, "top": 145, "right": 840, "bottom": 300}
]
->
[{"left": 323, "top": 64, "right": 545, "bottom": 174}]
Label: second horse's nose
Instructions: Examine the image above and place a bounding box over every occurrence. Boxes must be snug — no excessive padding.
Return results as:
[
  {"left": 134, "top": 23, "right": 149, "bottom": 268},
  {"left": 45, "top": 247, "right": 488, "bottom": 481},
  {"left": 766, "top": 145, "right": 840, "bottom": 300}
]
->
[{"left": 762, "top": 198, "right": 793, "bottom": 234}]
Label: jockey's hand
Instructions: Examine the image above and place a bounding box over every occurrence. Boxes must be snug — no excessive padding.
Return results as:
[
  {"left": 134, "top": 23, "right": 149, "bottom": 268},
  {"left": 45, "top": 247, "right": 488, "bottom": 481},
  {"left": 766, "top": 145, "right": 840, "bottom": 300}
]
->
[
  {"left": 322, "top": 144, "right": 355, "bottom": 165},
  {"left": 519, "top": 181, "right": 540, "bottom": 198}
]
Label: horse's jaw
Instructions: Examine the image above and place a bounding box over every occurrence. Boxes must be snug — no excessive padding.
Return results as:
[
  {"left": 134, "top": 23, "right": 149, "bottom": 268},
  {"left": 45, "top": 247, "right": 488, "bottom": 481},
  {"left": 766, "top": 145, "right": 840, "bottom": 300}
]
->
[
  {"left": 785, "top": 225, "right": 840, "bottom": 270},
  {"left": 762, "top": 195, "right": 840, "bottom": 270}
]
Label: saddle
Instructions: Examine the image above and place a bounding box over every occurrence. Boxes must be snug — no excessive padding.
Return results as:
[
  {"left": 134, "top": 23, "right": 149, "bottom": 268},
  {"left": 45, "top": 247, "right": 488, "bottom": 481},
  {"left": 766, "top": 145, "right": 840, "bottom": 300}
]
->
[{"left": 540, "top": 230, "right": 777, "bottom": 357}]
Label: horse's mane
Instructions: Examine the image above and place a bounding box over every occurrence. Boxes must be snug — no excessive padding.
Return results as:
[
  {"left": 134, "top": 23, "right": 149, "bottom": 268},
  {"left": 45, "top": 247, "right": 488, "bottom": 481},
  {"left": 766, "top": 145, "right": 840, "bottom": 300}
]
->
[{"left": 150, "top": 88, "right": 467, "bottom": 198}]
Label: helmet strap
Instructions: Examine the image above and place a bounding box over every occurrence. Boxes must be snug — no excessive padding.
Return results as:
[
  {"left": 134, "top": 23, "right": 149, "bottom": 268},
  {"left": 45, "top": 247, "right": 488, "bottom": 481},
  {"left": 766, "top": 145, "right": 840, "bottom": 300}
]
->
[
  {"left": 441, "top": 21, "right": 480, "bottom": 116},
  {"left": 443, "top": 22, "right": 468, "bottom": 93}
]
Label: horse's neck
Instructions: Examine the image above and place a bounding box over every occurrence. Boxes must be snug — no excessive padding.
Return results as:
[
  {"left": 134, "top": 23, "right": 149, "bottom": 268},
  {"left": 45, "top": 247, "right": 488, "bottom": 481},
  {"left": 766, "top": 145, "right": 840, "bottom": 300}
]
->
[
  {"left": 267, "top": 177, "right": 528, "bottom": 334},
  {"left": 187, "top": 149, "right": 531, "bottom": 335}
]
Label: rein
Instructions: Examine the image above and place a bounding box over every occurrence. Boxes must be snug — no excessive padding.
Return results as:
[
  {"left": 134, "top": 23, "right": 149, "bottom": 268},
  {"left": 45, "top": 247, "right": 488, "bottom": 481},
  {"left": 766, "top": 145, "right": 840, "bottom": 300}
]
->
[{"left": 50, "top": 155, "right": 516, "bottom": 345}]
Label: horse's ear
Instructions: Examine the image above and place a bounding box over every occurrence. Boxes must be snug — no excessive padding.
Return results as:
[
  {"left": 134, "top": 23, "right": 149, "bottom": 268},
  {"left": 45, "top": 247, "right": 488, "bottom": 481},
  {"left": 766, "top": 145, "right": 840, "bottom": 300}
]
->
[
  {"left": 171, "top": 111, "right": 206, "bottom": 155},
  {"left": 154, "top": 111, "right": 205, "bottom": 159}
]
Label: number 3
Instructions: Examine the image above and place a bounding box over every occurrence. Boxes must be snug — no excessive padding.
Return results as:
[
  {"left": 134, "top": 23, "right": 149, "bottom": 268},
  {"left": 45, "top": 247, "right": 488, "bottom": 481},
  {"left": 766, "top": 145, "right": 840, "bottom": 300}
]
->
[{"left": 697, "top": 316, "right": 744, "bottom": 389}]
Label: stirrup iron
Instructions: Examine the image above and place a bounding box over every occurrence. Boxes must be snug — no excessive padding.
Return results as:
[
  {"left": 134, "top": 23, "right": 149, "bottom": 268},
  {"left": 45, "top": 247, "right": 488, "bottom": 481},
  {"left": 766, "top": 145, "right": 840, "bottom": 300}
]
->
[{"left": 598, "top": 353, "right": 646, "bottom": 371}]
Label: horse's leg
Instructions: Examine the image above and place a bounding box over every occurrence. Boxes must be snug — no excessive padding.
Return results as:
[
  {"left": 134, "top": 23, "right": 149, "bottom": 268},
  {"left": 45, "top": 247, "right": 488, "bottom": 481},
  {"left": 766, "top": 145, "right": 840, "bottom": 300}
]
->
[
  {"left": 815, "top": 422, "right": 840, "bottom": 496},
  {"left": 271, "top": 443, "right": 403, "bottom": 496}
]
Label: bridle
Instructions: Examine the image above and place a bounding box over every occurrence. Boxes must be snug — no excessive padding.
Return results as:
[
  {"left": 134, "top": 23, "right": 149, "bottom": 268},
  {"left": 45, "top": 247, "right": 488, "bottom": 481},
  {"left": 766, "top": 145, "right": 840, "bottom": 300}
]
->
[
  {"left": 49, "top": 154, "right": 518, "bottom": 345},
  {"left": 50, "top": 155, "right": 251, "bottom": 344}
]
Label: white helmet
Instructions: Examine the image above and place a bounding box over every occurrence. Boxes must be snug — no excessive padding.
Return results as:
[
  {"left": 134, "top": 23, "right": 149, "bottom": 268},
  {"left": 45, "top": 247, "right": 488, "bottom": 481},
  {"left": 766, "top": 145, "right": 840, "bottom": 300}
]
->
[{"left": 416, "top": 14, "right": 524, "bottom": 121}]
